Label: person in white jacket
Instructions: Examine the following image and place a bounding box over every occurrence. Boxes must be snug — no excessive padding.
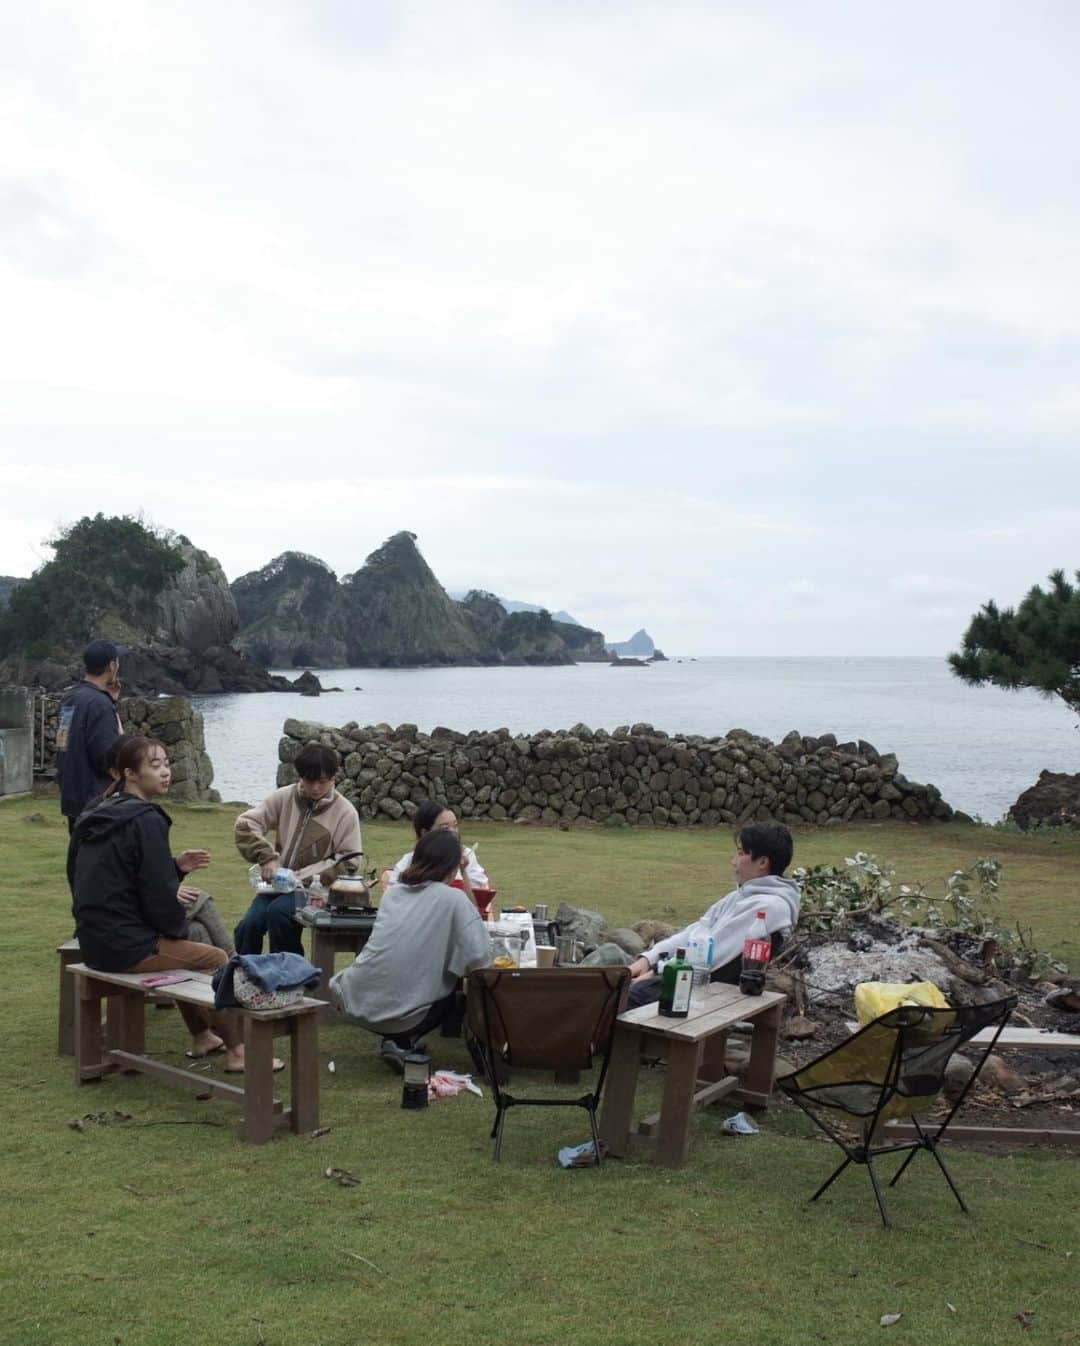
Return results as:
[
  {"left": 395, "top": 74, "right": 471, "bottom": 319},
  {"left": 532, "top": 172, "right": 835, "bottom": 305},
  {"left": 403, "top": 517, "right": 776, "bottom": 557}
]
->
[
  {"left": 626, "top": 822, "right": 800, "bottom": 1009},
  {"left": 380, "top": 800, "right": 489, "bottom": 906}
]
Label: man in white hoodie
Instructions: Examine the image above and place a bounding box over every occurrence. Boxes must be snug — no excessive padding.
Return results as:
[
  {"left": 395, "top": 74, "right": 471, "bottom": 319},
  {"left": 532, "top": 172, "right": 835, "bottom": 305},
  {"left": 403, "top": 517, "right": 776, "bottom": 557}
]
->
[{"left": 626, "top": 822, "right": 800, "bottom": 1009}]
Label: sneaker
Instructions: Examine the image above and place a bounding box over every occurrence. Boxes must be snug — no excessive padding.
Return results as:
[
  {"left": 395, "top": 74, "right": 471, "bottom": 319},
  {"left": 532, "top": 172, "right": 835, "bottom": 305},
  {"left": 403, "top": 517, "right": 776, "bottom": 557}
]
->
[{"left": 379, "top": 1038, "right": 409, "bottom": 1074}]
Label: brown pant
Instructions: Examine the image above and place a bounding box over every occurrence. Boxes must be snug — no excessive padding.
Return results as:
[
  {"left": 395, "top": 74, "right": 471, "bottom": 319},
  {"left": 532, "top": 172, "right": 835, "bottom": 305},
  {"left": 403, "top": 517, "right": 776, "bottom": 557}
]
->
[{"left": 128, "top": 939, "right": 241, "bottom": 1047}]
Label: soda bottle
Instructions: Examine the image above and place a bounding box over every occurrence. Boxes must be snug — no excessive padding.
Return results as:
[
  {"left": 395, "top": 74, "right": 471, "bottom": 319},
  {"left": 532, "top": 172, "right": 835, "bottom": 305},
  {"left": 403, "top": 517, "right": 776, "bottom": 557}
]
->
[
  {"left": 739, "top": 911, "right": 771, "bottom": 996},
  {"left": 658, "top": 947, "right": 693, "bottom": 1018}
]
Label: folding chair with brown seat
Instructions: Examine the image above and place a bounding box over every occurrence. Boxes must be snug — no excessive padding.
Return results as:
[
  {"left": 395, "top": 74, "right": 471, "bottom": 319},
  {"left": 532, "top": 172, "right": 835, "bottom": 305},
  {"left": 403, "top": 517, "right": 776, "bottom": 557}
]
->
[
  {"left": 777, "top": 995, "right": 1016, "bottom": 1227},
  {"left": 466, "top": 967, "right": 631, "bottom": 1164}
]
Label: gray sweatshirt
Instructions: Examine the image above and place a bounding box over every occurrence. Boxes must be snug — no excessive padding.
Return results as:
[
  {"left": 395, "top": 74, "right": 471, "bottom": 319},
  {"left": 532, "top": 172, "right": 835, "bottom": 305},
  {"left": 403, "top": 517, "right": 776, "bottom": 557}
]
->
[
  {"left": 330, "top": 880, "right": 491, "bottom": 1035},
  {"left": 645, "top": 874, "right": 801, "bottom": 971}
]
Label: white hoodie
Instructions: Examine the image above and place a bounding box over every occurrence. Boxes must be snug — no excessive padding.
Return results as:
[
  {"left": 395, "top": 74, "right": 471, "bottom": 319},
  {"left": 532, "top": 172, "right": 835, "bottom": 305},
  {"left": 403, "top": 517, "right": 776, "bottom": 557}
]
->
[{"left": 644, "top": 874, "right": 801, "bottom": 972}]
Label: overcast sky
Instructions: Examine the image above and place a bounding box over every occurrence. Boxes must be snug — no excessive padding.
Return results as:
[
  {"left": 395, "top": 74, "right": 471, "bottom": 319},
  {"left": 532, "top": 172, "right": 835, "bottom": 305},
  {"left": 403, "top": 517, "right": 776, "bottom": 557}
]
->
[{"left": 2, "top": 2, "right": 1078, "bottom": 655}]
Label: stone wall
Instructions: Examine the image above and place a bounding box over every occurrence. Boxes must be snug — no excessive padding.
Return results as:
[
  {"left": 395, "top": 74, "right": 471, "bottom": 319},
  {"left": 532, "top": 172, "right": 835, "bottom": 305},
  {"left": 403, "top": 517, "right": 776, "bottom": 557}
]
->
[
  {"left": 27, "top": 690, "right": 217, "bottom": 802},
  {"left": 276, "top": 719, "right": 955, "bottom": 825}
]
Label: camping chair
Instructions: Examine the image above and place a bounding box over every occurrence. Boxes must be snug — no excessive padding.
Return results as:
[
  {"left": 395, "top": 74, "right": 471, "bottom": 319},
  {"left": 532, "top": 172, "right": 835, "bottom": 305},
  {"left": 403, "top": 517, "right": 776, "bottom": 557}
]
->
[
  {"left": 777, "top": 995, "right": 1016, "bottom": 1227},
  {"left": 466, "top": 967, "right": 630, "bottom": 1164}
]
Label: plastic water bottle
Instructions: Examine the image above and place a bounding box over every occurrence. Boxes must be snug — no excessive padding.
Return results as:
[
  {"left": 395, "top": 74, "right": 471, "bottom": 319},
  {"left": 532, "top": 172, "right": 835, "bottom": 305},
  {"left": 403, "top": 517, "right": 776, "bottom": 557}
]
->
[
  {"left": 739, "top": 910, "right": 771, "bottom": 997},
  {"left": 271, "top": 867, "right": 300, "bottom": 893},
  {"left": 687, "top": 933, "right": 714, "bottom": 1004}
]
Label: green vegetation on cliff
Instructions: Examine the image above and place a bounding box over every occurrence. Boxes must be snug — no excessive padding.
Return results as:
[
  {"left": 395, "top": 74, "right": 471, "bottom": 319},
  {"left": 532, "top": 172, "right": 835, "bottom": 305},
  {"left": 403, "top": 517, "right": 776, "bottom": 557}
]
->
[
  {"left": 0, "top": 514, "right": 186, "bottom": 658},
  {"left": 232, "top": 551, "right": 348, "bottom": 667}
]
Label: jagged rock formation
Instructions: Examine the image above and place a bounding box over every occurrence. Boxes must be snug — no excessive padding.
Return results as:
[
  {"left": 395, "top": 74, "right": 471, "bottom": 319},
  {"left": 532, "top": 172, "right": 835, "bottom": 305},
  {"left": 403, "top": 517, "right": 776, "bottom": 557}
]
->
[
  {"left": 233, "top": 538, "right": 609, "bottom": 668},
  {"left": 233, "top": 552, "right": 348, "bottom": 667},
  {"left": 154, "top": 543, "right": 239, "bottom": 653},
  {"left": 340, "top": 533, "right": 484, "bottom": 666},
  {"left": 1008, "top": 771, "right": 1080, "bottom": 830},
  {"left": 608, "top": 628, "right": 656, "bottom": 657}
]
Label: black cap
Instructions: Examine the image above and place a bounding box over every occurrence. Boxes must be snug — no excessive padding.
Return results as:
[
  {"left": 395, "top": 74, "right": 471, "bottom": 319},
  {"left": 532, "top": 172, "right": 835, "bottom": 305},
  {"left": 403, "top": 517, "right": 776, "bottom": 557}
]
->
[{"left": 83, "top": 639, "right": 119, "bottom": 675}]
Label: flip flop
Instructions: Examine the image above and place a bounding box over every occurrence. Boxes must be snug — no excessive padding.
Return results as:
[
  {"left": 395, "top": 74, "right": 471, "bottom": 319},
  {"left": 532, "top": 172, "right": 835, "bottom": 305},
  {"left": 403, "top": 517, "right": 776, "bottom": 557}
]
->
[
  {"left": 185, "top": 1043, "right": 226, "bottom": 1059},
  {"left": 224, "top": 1059, "right": 286, "bottom": 1074}
]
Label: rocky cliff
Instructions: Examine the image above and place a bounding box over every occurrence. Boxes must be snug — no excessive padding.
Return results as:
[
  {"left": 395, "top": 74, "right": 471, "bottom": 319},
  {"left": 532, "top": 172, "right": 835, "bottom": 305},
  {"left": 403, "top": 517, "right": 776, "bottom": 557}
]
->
[
  {"left": 231, "top": 543, "right": 610, "bottom": 668},
  {"left": 233, "top": 552, "right": 349, "bottom": 667},
  {"left": 0, "top": 576, "right": 25, "bottom": 608},
  {"left": 0, "top": 514, "right": 286, "bottom": 694},
  {"left": 340, "top": 533, "right": 484, "bottom": 666}
]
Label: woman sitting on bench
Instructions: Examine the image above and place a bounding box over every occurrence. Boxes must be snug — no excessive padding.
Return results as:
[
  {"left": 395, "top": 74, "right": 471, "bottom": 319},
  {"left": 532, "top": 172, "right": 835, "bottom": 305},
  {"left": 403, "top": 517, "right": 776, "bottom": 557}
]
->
[{"left": 68, "top": 735, "right": 262, "bottom": 1073}]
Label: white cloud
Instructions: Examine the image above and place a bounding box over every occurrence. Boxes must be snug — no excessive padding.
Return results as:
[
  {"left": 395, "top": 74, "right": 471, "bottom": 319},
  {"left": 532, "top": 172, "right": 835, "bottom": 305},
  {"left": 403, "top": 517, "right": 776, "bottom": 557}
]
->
[
  {"left": 2, "top": 3, "right": 1079, "bottom": 655},
  {"left": 781, "top": 579, "right": 824, "bottom": 603}
]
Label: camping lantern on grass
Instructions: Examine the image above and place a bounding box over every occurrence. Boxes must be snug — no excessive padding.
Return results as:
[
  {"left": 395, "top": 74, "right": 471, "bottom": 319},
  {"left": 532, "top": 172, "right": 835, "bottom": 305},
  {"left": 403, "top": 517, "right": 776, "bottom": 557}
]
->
[{"left": 402, "top": 1050, "right": 431, "bottom": 1109}]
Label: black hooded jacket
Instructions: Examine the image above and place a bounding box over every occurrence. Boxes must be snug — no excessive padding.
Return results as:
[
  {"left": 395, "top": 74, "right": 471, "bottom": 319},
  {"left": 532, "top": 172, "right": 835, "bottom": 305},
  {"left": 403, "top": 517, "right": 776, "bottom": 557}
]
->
[{"left": 68, "top": 792, "right": 188, "bottom": 972}]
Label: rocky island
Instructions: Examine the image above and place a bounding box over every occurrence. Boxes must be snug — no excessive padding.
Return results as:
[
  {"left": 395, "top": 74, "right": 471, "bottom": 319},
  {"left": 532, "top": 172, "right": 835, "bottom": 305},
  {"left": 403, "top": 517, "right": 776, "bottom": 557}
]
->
[{"left": 0, "top": 516, "right": 618, "bottom": 694}]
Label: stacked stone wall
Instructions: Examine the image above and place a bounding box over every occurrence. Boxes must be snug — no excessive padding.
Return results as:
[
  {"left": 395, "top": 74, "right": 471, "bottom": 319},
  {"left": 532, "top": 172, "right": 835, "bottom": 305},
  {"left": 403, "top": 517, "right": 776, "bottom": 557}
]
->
[
  {"left": 277, "top": 719, "right": 955, "bottom": 826},
  {"left": 27, "top": 690, "right": 217, "bottom": 802}
]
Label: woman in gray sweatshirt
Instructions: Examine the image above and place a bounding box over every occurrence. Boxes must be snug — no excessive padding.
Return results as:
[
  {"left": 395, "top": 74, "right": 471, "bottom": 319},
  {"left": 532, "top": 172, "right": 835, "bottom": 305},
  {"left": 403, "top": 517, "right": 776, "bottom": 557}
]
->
[{"left": 330, "top": 830, "right": 491, "bottom": 1053}]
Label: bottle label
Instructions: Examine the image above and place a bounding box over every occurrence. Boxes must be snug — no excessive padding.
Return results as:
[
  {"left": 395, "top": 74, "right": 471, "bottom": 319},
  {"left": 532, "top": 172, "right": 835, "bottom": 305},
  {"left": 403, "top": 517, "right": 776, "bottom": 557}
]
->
[
  {"left": 671, "top": 969, "right": 692, "bottom": 1013},
  {"left": 742, "top": 938, "right": 771, "bottom": 964}
]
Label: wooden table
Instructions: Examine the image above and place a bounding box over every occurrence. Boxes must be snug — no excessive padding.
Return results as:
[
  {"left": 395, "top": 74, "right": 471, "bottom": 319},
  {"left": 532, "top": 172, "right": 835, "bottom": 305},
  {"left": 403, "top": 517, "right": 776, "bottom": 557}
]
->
[
  {"left": 600, "top": 982, "right": 786, "bottom": 1168},
  {"left": 294, "top": 909, "right": 375, "bottom": 1011},
  {"left": 69, "top": 964, "right": 324, "bottom": 1144}
]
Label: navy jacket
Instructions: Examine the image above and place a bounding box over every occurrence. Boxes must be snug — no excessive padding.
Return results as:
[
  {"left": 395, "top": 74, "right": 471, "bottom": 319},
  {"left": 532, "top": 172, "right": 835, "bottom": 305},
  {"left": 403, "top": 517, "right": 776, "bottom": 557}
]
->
[
  {"left": 69, "top": 792, "right": 188, "bottom": 972},
  {"left": 56, "top": 681, "right": 121, "bottom": 820}
]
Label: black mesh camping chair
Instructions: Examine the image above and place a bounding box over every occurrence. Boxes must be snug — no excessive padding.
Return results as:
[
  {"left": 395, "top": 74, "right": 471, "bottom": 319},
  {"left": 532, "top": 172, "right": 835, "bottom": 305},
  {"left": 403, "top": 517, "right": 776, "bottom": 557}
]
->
[
  {"left": 466, "top": 967, "right": 630, "bottom": 1164},
  {"left": 777, "top": 995, "right": 1016, "bottom": 1227}
]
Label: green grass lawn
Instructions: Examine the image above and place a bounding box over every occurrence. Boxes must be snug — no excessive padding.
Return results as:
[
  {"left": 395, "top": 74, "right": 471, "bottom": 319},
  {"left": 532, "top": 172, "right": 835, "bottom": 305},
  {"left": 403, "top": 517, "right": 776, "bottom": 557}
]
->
[{"left": 2, "top": 797, "right": 1078, "bottom": 1346}]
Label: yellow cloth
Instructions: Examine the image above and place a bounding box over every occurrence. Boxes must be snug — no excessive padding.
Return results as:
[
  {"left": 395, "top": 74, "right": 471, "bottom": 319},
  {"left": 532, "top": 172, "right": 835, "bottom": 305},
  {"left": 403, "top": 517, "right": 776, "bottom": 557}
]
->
[{"left": 854, "top": 980, "right": 949, "bottom": 1026}]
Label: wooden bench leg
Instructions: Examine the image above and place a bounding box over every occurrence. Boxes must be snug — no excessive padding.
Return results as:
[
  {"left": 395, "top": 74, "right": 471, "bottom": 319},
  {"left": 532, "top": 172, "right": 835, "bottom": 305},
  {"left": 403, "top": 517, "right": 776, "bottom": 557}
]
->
[
  {"left": 289, "top": 1014, "right": 320, "bottom": 1135},
  {"left": 74, "top": 974, "right": 106, "bottom": 1083},
  {"left": 738, "top": 1003, "right": 783, "bottom": 1108},
  {"left": 243, "top": 1018, "right": 277, "bottom": 1144},
  {"left": 655, "top": 1038, "right": 702, "bottom": 1168},
  {"left": 599, "top": 1024, "right": 641, "bottom": 1158},
  {"left": 105, "top": 989, "right": 146, "bottom": 1069},
  {"left": 59, "top": 953, "right": 79, "bottom": 1055}
]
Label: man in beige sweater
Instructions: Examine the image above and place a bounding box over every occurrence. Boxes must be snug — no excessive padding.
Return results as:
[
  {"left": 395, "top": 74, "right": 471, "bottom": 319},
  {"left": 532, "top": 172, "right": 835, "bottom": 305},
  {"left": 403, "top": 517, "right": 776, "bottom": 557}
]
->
[{"left": 233, "top": 743, "right": 363, "bottom": 954}]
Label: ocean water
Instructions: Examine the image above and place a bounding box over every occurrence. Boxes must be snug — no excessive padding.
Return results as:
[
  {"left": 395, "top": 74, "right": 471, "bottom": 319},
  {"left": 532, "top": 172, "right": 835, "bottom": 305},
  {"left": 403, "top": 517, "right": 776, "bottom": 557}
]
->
[{"left": 197, "top": 657, "right": 1078, "bottom": 820}]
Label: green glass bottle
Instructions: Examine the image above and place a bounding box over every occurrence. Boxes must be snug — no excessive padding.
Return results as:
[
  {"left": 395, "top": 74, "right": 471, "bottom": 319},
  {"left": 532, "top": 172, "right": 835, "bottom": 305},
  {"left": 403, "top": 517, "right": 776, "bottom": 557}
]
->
[{"left": 658, "top": 947, "right": 693, "bottom": 1018}]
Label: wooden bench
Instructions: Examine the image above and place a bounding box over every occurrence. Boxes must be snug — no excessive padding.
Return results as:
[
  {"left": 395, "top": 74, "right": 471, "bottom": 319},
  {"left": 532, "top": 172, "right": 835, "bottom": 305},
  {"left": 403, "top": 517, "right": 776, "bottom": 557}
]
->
[
  {"left": 600, "top": 983, "right": 786, "bottom": 1168},
  {"left": 69, "top": 964, "right": 324, "bottom": 1144}
]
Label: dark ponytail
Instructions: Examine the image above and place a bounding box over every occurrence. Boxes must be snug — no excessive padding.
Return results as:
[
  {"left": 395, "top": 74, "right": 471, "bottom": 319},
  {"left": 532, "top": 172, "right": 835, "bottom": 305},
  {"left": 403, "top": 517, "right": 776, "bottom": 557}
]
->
[{"left": 399, "top": 829, "right": 462, "bottom": 886}]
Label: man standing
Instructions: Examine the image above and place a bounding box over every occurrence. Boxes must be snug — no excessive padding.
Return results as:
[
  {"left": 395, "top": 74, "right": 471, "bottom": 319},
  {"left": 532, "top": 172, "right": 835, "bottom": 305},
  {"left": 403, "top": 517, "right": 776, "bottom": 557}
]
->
[
  {"left": 56, "top": 639, "right": 123, "bottom": 833},
  {"left": 233, "top": 743, "right": 363, "bottom": 954}
]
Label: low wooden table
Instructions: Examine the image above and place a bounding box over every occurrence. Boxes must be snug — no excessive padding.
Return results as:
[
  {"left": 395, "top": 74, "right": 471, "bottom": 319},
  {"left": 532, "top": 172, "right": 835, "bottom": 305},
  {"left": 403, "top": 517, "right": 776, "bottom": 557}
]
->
[
  {"left": 600, "top": 982, "right": 786, "bottom": 1168},
  {"left": 294, "top": 908, "right": 375, "bottom": 1010},
  {"left": 69, "top": 964, "right": 324, "bottom": 1144}
]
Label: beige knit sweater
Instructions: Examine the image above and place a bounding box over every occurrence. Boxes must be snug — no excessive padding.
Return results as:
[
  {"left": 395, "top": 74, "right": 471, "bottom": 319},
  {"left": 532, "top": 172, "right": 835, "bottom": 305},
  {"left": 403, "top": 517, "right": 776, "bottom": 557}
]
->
[{"left": 234, "top": 785, "right": 363, "bottom": 883}]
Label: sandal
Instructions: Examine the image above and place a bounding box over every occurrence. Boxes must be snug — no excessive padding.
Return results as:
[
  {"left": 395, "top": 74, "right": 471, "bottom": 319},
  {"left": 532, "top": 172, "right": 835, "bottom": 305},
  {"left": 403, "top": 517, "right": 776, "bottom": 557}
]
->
[
  {"left": 185, "top": 1042, "right": 226, "bottom": 1059},
  {"left": 224, "top": 1058, "right": 286, "bottom": 1074}
]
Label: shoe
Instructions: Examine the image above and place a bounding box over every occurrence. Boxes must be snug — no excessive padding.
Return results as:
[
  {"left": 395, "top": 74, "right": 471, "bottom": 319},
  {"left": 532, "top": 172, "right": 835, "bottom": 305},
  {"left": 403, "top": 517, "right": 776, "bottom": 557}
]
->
[{"left": 379, "top": 1038, "right": 409, "bottom": 1074}]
